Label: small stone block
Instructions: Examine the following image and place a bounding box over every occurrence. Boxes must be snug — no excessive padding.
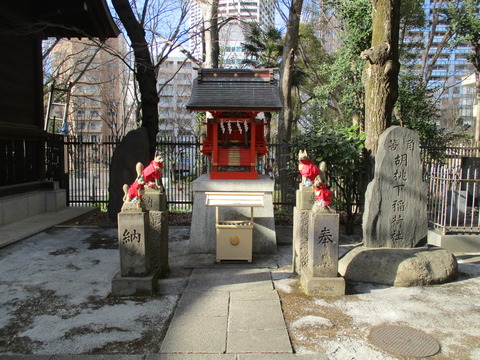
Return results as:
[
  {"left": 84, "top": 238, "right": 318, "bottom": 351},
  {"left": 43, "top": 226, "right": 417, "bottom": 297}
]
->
[
  {"left": 301, "top": 268, "right": 345, "bottom": 296},
  {"left": 296, "top": 187, "right": 315, "bottom": 210},
  {"left": 143, "top": 187, "right": 167, "bottom": 211},
  {"left": 111, "top": 271, "right": 159, "bottom": 296}
]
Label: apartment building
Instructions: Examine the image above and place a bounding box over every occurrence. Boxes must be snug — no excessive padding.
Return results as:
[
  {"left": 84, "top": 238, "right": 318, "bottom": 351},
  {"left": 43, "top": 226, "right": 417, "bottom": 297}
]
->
[
  {"left": 50, "top": 36, "right": 130, "bottom": 142},
  {"left": 157, "top": 55, "right": 197, "bottom": 138},
  {"left": 188, "top": 0, "right": 276, "bottom": 68},
  {"left": 407, "top": 0, "right": 477, "bottom": 128}
]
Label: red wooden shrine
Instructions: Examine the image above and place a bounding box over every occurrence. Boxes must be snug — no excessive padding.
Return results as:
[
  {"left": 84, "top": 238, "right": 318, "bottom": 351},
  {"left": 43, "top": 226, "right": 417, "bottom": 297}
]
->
[
  {"left": 186, "top": 68, "right": 282, "bottom": 180},
  {"left": 201, "top": 112, "right": 268, "bottom": 179}
]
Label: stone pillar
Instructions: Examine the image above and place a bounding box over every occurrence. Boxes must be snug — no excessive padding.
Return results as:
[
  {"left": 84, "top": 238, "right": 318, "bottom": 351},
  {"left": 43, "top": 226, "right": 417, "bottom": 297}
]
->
[
  {"left": 112, "top": 203, "right": 159, "bottom": 296},
  {"left": 149, "top": 209, "right": 169, "bottom": 276},
  {"left": 143, "top": 188, "right": 169, "bottom": 277},
  {"left": 301, "top": 211, "right": 345, "bottom": 296},
  {"left": 292, "top": 207, "right": 309, "bottom": 274},
  {"left": 190, "top": 174, "right": 276, "bottom": 254},
  {"left": 118, "top": 209, "right": 151, "bottom": 276}
]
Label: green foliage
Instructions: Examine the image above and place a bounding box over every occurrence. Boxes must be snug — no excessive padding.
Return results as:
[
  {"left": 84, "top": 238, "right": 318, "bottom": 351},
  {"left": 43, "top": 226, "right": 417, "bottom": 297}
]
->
[
  {"left": 334, "top": 0, "right": 372, "bottom": 54},
  {"left": 241, "top": 23, "right": 283, "bottom": 68},
  {"left": 399, "top": 0, "right": 428, "bottom": 65},
  {"left": 394, "top": 72, "right": 470, "bottom": 148},
  {"left": 308, "top": 0, "right": 372, "bottom": 127},
  {"left": 446, "top": 0, "right": 480, "bottom": 70},
  {"left": 291, "top": 125, "right": 366, "bottom": 233}
]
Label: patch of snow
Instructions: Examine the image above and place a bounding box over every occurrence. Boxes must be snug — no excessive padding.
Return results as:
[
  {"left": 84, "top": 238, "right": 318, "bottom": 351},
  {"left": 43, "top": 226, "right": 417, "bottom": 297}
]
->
[
  {"left": 292, "top": 315, "right": 333, "bottom": 328},
  {"left": 273, "top": 278, "right": 297, "bottom": 293}
]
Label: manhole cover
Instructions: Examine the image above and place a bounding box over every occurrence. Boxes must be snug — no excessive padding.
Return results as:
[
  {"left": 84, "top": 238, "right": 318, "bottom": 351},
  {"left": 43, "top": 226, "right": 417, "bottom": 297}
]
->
[{"left": 369, "top": 325, "right": 440, "bottom": 358}]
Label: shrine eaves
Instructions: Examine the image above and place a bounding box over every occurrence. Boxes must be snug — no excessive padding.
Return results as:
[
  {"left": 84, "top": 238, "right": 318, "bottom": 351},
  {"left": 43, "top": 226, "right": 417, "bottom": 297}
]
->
[{"left": 186, "top": 68, "right": 282, "bottom": 180}]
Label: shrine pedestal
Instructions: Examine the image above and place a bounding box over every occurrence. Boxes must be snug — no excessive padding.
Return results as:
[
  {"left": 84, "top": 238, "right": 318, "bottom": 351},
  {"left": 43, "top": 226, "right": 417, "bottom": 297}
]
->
[{"left": 190, "top": 175, "right": 276, "bottom": 255}]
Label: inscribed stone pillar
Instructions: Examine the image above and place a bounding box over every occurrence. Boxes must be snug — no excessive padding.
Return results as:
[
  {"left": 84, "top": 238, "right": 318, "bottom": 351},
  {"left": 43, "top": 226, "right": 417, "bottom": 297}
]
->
[
  {"left": 143, "top": 188, "right": 168, "bottom": 276},
  {"left": 118, "top": 208, "right": 151, "bottom": 277},
  {"left": 363, "top": 126, "right": 428, "bottom": 248},
  {"left": 307, "top": 212, "right": 340, "bottom": 277},
  {"left": 293, "top": 207, "right": 310, "bottom": 274},
  {"left": 149, "top": 210, "right": 169, "bottom": 276}
]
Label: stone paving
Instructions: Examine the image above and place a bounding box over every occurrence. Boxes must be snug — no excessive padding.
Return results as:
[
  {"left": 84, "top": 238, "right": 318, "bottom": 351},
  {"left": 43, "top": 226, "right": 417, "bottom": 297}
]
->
[{"left": 160, "top": 268, "right": 292, "bottom": 355}]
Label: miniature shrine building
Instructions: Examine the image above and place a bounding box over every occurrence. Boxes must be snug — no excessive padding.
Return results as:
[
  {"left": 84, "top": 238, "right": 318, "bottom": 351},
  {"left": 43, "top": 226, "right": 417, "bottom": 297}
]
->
[{"left": 186, "top": 68, "right": 282, "bottom": 180}]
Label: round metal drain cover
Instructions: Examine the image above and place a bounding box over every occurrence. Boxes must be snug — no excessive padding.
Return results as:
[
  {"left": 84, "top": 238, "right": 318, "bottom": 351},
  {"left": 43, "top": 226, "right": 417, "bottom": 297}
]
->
[{"left": 369, "top": 325, "right": 440, "bottom": 358}]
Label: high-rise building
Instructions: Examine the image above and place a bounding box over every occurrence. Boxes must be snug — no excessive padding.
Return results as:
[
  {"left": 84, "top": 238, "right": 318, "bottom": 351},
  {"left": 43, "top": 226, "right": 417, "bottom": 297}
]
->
[
  {"left": 157, "top": 54, "right": 197, "bottom": 138},
  {"left": 49, "top": 36, "right": 131, "bottom": 141},
  {"left": 406, "top": 0, "right": 476, "bottom": 128},
  {"left": 188, "top": 0, "right": 276, "bottom": 68}
]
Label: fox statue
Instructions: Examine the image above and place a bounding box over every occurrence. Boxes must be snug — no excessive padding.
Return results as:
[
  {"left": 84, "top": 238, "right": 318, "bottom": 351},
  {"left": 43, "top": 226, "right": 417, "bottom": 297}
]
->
[
  {"left": 141, "top": 151, "right": 164, "bottom": 192},
  {"left": 298, "top": 150, "right": 320, "bottom": 186},
  {"left": 123, "top": 162, "right": 146, "bottom": 210}
]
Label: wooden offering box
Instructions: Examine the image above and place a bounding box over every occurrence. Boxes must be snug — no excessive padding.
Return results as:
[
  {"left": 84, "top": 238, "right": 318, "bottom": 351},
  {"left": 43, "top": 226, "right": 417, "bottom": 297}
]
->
[{"left": 206, "top": 192, "right": 264, "bottom": 262}]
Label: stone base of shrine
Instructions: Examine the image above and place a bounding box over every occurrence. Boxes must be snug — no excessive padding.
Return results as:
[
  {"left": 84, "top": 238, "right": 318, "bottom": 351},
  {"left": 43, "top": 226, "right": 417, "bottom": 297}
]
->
[
  {"left": 301, "top": 268, "right": 346, "bottom": 296},
  {"left": 111, "top": 270, "right": 159, "bottom": 296},
  {"left": 190, "top": 174, "right": 276, "bottom": 255}
]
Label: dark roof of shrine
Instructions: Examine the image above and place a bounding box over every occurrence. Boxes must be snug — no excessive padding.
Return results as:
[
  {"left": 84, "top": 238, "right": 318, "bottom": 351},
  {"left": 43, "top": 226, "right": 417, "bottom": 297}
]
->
[
  {"left": 0, "top": 0, "right": 120, "bottom": 40},
  {"left": 186, "top": 68, "right": 282, "bottom": 112}
]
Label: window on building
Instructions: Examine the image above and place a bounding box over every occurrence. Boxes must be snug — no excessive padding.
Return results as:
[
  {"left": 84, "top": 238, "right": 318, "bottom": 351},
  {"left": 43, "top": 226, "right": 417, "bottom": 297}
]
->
[
  {"left": 89, "top": 122, "right": 101, "bottom": 131},
  {"left": 76, "top": 110, "right": 85, "bottom": 119}
]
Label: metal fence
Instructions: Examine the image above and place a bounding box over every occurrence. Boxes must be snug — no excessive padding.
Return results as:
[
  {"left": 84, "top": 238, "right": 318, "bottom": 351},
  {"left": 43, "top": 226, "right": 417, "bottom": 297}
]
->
[
  {"left": 156, "top": 137, "right": 294, "bottom": 211},
  {"left": 423, "top": 145, "right": 480, "bottom": 234},
  {"left": 48, "top": 136, "right": 480, "bottom": 234},
  {"left": 427, "top": 165, "right": 480, "bottom": 234},
  {"left": 64, "top": 137, "right": 116, "bottom": 208},
  {"left": 51, "top": 136, "right": 294, "bottom": 212}
]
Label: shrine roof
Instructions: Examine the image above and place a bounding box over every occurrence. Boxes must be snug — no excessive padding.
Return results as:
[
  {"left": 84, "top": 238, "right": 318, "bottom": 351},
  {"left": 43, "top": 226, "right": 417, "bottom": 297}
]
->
[
  {"left": 1, "top": 0, "right": 119, "bottom": 40},
  {"left": 186, "top": 68, "right": 282, "bottom": 112}
]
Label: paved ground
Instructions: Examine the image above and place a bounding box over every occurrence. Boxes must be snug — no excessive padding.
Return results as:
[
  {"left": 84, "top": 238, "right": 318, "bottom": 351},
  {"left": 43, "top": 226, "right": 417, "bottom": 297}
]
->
[{"left": 0, "top": 211, "right": 479, "bottom": 360}]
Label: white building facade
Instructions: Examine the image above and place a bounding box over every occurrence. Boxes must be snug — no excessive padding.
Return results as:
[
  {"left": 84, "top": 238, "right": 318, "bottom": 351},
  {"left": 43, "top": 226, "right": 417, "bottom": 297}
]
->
[
  {"left": 188, "top": 0, "right": 276, "bottom": 68},
  {"left": 157, "top": 55, "right": 197, "bottom": 138}
]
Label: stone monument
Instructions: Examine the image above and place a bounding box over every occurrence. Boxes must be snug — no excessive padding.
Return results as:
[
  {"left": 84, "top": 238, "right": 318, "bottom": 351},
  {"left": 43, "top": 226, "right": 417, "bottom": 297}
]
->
[
  {"left": 301, "top": 210, "right": 345, "bottom": 295},
  {"left": 339, "top": 126, "right": 457, "bottom": 286},
  {"left": 363, "top": 126, "right": 427, "bottom": 248}
]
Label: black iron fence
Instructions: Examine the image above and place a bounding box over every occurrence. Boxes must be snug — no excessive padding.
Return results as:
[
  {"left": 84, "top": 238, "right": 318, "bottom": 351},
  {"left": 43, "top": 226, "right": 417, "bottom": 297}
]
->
[
  {"left": 46, "top": 135, "right": 480, "bottom": 234},
  {"left": 47, "top": 135, "right": 295, "bottom": 212},
  {"left": 422, "top": 145, "right": 480, "bottom": 234}
]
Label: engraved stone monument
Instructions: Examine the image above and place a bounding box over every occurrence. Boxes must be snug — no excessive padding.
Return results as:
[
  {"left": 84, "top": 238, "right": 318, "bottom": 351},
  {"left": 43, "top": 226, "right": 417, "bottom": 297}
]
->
[
  {"left": 363, "top": 126, "right": 428, "bottom": 248},
  {"left": 340, "top": 127, "right": 457, "bottom": 286}
]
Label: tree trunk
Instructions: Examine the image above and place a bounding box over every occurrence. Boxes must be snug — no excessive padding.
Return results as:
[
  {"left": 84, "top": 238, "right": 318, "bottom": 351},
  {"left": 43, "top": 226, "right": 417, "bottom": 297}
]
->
[
  {"left": 200, "top": 0, "right": 219, "bottom": 68},
  {"left": 476, "top": 71, "right": 480, "bottom": 142},
  {"left": 112, "top": 0, "right": 159, "bottom": 157},
  {"left": 277, "top": 0, "right": 303, "bottom": 205},
  {"left": 362, "top": 0, "right": 401, "bottom": 156},
  {"left": 278, "top": 0, "right": 303, "bottom": 145}
]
